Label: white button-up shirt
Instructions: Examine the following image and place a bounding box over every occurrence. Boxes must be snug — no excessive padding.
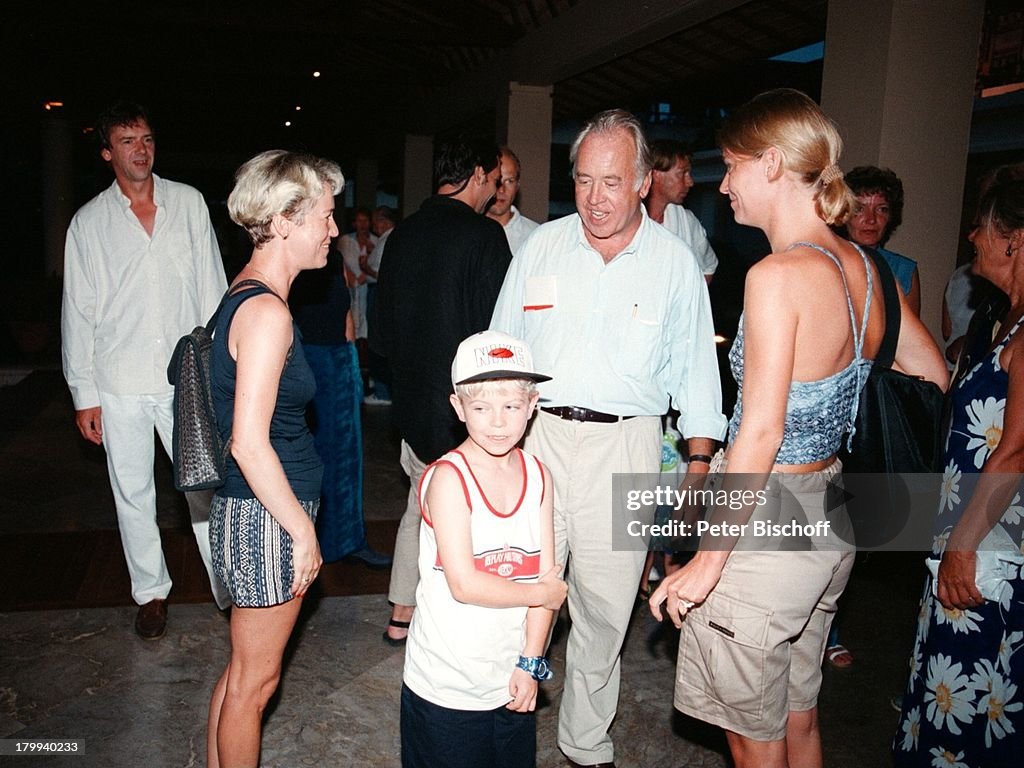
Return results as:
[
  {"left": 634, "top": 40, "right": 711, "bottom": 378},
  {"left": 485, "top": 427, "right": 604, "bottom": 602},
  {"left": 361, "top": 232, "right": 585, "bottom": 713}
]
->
[
  {"left": 661, "top": 203, "right": 718, "bottom": 276},
  {"left": 502, "top": 205, "right": 540, "bottom": 256},
  {"left": 61, "top": 175, "right": 227, "bottom": 408},
  {"left": 490, "top": 209, "right": 726, "bottom": 440}
]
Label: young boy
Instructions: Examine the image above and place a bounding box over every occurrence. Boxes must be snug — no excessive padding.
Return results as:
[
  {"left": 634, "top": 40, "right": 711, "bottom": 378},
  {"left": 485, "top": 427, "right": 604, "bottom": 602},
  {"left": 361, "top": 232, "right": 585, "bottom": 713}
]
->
[{"left": 400, "top": 330, "right": 568, "bottom": 768}]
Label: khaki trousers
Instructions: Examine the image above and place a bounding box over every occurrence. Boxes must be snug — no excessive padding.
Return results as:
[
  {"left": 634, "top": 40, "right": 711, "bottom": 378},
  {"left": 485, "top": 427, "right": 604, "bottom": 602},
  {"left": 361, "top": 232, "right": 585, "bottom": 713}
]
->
[
  {"left": 386, "top": 440, "right": 428, "bottom": 606},
  {"left": 525, "top": 410, "right": 660, "bottom": 765}
]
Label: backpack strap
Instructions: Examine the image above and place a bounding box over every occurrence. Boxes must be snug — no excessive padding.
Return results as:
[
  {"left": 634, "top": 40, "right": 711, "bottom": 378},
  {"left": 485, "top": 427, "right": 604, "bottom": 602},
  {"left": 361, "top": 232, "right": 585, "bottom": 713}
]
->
[
  {"left": 205, "top": 278, "right": 283, "bottom": 334},
  {"left": 863, "top": 247, "right": 901, "bottom": 368}
]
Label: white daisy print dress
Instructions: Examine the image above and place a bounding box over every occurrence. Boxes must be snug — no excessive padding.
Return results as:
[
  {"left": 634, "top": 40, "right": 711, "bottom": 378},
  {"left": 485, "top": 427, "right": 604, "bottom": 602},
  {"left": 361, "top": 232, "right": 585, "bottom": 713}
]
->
[{"left": 893, "top": 315, "right": 1024, "bottom": 767}]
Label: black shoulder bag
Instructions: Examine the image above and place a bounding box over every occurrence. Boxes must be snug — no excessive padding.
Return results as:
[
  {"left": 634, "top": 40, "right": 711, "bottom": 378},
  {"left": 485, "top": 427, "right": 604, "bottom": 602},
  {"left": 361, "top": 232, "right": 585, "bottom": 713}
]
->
[{"left": 840, "top": 249, "right": 944, "bottom": 475}]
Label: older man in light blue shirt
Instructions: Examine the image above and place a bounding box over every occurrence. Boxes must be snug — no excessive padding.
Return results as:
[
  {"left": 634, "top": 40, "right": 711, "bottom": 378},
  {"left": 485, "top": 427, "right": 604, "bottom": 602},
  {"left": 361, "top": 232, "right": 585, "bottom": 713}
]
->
[{"left": 491, "top": 109, "right": 726, "bottom": 768}]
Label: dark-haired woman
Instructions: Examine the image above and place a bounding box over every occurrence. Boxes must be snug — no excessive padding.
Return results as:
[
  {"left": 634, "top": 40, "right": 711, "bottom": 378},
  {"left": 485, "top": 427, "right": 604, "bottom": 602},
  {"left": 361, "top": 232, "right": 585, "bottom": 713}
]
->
[{"left": 893, "top": 164, "right": 1024, "bottom": 768}]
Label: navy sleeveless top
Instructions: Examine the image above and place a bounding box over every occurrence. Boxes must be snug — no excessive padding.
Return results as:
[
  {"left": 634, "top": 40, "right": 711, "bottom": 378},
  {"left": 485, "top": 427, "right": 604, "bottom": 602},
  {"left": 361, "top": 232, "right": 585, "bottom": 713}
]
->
[
  {"left": 211, "top": 282, "right": 323, "bottom": 500},
  {"left": 727, "top": 242, "right": 874, "bottom": 464}
]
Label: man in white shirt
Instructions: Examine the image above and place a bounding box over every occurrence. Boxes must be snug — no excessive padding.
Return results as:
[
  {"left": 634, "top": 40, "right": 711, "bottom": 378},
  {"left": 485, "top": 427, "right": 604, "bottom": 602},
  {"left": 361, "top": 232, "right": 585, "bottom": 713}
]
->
[
  {"left": 486, "top": 146, "right": 540, "bottom": 255},
  {"left": 644, "top": 138, "right": 718, "bottom": 282},
  {"left": 61, "top": 101, "right": 229, "bottom": 639},
  {"left": 491, "top": 110, "right": 726, "bottom": 767}
]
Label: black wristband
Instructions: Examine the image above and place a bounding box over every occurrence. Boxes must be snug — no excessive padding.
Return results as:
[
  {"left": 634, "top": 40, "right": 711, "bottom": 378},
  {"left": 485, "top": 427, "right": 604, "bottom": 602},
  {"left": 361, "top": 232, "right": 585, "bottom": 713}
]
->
[{"left": 688, "top": 454, "right": 714, "bottom": 465}]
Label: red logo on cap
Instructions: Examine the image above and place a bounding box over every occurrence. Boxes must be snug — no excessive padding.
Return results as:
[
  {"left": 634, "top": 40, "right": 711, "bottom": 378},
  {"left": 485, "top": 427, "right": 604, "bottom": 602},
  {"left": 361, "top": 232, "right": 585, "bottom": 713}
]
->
[{"left": 489, "top": 347, "right": 514, "bottom": 358}]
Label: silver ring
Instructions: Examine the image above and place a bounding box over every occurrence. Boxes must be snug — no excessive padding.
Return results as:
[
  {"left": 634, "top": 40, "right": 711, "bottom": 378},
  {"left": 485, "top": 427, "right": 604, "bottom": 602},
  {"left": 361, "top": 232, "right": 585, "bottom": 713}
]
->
[
  {"left": 302, "top": 577, "right": 311, "bottom": 583},
  {"left": 677, "top": 594, "right": 695, "bottom": 610}
]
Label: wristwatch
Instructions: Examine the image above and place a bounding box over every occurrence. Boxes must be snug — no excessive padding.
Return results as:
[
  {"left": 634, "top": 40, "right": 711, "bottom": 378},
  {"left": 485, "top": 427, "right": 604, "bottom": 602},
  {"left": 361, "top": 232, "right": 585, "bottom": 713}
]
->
[{"left": 516, "top": 655, "right": 554, "bottom": 681}]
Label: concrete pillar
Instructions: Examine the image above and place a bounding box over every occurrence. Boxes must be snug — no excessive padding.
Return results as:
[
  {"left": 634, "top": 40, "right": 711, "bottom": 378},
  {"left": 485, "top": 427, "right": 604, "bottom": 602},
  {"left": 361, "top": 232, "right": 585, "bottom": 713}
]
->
[
  {"left": 497, "top": 82, "right": 553, "bottom": 223},
  {"left": 401, "top": 134, "right": 434, "bottom": 219},
  {"left": 355, "top": 157, "right": 378, "bottom": 211},
  {"left": 821, "top": 0, "right": 985, "bottom": 336},
  {"left": 42, "top": 116, "right": 75, "bottom": 277}
]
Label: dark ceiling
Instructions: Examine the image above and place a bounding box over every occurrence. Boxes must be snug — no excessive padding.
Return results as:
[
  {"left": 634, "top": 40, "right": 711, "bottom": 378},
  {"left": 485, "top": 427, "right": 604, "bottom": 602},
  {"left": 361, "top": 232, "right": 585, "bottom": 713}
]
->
[{"left": 9, "top": 0, "right": 827, "bottom": 195}]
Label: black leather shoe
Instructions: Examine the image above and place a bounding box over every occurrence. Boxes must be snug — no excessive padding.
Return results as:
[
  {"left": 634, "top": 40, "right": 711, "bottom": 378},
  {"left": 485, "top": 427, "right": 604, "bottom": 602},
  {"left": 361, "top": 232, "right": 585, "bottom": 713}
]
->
[
  {"left": 347, "top": 546, "right": 393, "bottom": 569},
  {"left": 135, "top": 599, "right": 167, "bottom": 640}
]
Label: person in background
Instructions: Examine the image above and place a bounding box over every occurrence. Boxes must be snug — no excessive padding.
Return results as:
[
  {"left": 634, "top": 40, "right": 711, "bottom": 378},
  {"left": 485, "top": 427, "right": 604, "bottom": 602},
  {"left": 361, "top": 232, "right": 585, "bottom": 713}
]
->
[
  {"left": 643, "top": 138, "right": 719, "bottom": 282},
  {"left": 61, "top": 100, "right": 229, "bottom": 640},
  {"left": 652, "top": 89, "right": 947, "bottom": 768},
  {"left": 641, "top": 137, "right": 720, "bottom": 597},
  {"left": 291, "top": 221, "right": 391, "bottom": 569},
  {"left": 942, "top": 261, "right": 998, "bottom": 371},
  {"left": 893, "top": 163, "right": 1024, "bottom": 768},
  {"left": 486, "top": 145, "right": 540, "bottom": 255},
  {"left": 842, "top": 165, "right": 921, "bottom": 316},
  {"left": 372, "top": 137, "right": 512, "bottom": 646},
  {"left": 827, "top": 164, "right": 922, "bottom": 669},
  {"left": 338, "top": 205, "right": 378, "bottom": 380},
  {"left": 363, "top": 205, "right": 397, "bottom": 406},
  {"left": 205, "top": 150, "right": 342, "bottom": 767}
]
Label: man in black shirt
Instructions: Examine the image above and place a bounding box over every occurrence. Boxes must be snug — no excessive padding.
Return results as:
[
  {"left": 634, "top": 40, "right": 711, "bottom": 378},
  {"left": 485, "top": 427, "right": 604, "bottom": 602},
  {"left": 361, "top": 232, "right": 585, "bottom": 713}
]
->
[{"left": 372, "top": 138, "right": 511, "bottom": 644}]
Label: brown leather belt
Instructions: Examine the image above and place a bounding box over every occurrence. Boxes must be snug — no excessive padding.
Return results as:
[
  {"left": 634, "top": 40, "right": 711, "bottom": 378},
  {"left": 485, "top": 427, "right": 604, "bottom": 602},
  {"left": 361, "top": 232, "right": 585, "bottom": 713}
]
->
[{"left": 540, "top": 406, "right": 637, "bottom": 424}]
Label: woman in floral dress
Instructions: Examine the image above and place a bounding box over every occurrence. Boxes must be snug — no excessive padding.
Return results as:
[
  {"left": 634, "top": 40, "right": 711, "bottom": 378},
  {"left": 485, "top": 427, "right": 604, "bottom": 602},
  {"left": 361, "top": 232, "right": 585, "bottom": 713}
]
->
[{"left": 894, "top": 164, "right": 1024, "bottom": 768}]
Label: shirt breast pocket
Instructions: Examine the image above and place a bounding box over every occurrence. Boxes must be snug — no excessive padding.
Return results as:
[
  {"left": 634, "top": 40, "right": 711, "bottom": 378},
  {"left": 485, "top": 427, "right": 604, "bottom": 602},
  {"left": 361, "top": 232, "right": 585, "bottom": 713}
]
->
[{"left": 618, "top": 313, "right": 663, "bottom": 379}]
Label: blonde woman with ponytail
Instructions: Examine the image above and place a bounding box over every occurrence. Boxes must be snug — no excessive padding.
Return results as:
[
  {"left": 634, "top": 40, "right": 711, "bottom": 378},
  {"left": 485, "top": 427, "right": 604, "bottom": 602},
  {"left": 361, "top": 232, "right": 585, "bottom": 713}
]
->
[{"left": 651, "top": 89, "right": 947, "bottom": 767}]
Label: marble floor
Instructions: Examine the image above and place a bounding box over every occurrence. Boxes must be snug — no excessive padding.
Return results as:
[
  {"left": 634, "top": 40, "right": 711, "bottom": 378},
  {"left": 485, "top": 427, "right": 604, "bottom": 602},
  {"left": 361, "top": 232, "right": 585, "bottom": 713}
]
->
[{"left": 0, "top": 370, "right": 924, "bottom": 767}]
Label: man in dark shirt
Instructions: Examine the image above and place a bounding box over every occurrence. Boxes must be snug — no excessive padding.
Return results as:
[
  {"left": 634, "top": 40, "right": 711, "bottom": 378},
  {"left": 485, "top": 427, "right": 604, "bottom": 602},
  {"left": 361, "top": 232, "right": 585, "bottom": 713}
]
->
[{"left": 372, "top": 137, "right": 511, "bottom": 643}]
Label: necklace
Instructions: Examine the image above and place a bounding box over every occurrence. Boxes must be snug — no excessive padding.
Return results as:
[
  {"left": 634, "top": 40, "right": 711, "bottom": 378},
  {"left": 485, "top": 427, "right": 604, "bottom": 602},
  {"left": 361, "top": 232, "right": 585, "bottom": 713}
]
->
[{"left": 245, "top": 266, "right": 283, "bottom": 298}]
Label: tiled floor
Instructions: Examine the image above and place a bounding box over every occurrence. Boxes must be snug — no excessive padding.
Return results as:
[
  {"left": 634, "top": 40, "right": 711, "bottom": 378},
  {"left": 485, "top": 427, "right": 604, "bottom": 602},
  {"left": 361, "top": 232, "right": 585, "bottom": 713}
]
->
[{"left": 0, "top": 370, "right": 924, "bottom": 766}]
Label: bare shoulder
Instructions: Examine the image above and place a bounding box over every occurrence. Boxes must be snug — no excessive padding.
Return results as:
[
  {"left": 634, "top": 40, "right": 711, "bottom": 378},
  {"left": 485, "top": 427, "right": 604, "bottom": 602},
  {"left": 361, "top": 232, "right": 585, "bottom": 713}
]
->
[
  {"left": 231, "top": 292, "right": 293, "bottom": 353},
  {"left": 428, "top": 459, "right": 463, "bottom": 486},
  {"left": 1004, "top": 319, "right": 1024, "bottom": 375},
  {"left": 234, "top": 291, "right": 290, "bottom": 327},
  {"left": 424, "top": 460, "right": 472, "bottom": 515},
  {"left": 744, "top": 253, "right": 802, "bottom": 302}
]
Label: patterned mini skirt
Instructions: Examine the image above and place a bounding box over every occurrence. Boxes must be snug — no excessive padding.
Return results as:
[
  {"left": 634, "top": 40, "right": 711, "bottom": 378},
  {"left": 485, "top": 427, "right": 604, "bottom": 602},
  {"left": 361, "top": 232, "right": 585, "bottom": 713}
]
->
[{"left": 209, "top": 495, "right": 319, "bottom": 608}]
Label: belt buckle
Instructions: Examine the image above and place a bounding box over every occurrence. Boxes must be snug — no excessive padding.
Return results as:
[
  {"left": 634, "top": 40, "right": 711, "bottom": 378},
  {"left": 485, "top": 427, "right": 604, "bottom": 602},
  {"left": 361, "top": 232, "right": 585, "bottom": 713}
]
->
[{"left": 569, "top": 406, "right": 587, "bottom": 422}]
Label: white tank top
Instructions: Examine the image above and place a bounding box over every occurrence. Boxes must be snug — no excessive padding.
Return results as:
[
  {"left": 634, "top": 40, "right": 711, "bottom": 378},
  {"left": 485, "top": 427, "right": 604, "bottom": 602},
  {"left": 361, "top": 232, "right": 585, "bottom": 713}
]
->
[{"left": 403, "top": 448, "right": 546, "bottom": 710}]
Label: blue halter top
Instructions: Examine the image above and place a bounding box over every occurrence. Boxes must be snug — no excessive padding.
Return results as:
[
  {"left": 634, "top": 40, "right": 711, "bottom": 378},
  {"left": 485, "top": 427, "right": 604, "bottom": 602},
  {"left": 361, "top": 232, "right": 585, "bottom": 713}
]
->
[{"left": 727, "top": 242, "right": 874, "bottom": 464}]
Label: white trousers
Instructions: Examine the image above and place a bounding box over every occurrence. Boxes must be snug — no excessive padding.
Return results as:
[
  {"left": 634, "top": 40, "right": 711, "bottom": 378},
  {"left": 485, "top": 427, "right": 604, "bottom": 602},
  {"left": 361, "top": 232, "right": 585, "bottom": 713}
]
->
[
  {"left": 525, "top": 411, "right": 661, "bottom": 765},
  {"left": 97, "top": 391, "right": 229, "bottom": 608}
]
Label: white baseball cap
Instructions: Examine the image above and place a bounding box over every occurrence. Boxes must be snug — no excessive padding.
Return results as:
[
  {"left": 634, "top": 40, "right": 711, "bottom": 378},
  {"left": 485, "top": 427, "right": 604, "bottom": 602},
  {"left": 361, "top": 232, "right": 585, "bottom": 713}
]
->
[{"left": 451, "top": 330, "right": 552, "bottom": 387}]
